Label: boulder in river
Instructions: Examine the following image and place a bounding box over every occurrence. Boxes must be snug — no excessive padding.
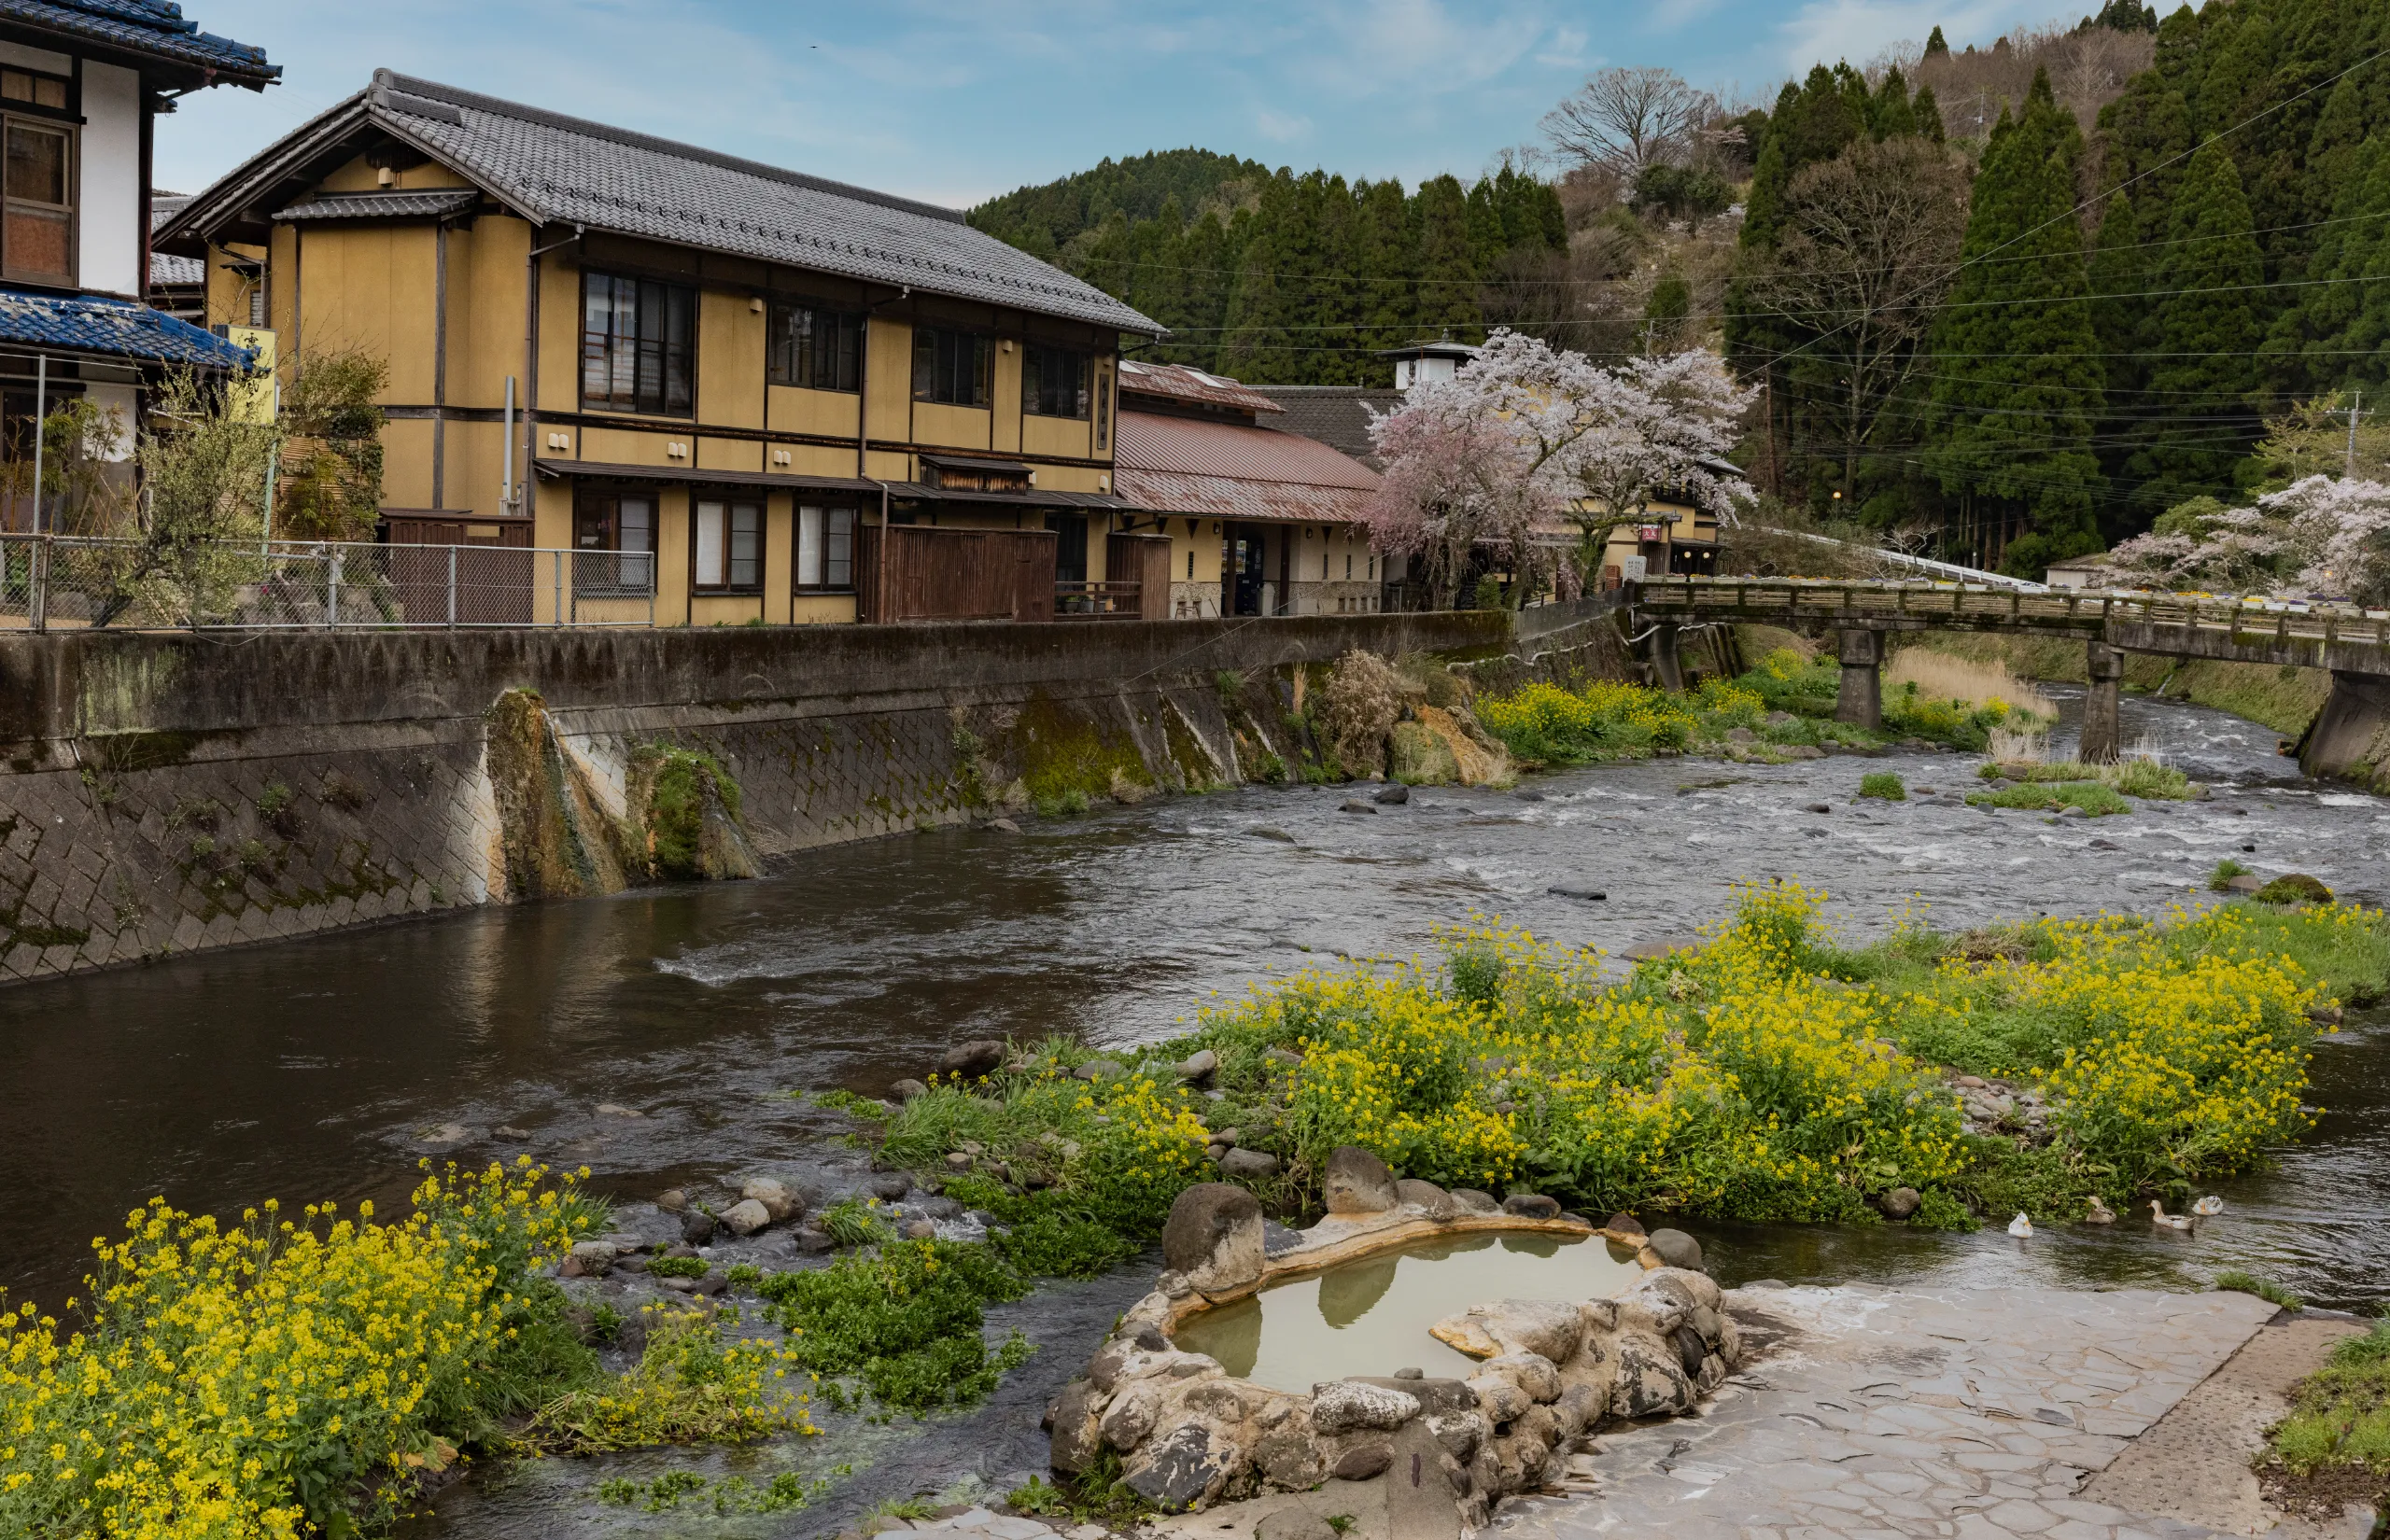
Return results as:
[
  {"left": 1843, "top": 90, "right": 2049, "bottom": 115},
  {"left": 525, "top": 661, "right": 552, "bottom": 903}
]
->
[
  {"left": 1340, "top": 800, "right": 1380, "bottom": 815},
  {"left": 1374, "top": 784, "right": 1410, "bottom": 805},
  {"left": 740, "top": 1177, "right": 800, "bottom": 1223},
  {"left": 938, "top": 1040, "right": 1006, "bottom": 1080},
  {"left": 654, "top": 1188, "right": 687, "bottom": 1213},
  {"left": 721, "top": 1198, "right": 773, "bottom": 1237},
  {"left": 889, "top": 1077, "right": 929, "bottom": 1102},
  {"left": 1177, "top": 1048, "right": 1218, "bottom": 1085},
  {"left": 1644, "top": 1227, "right": 1705, "bottom": 1272},
  {"left": 1161, "top": 1182, "right": 1264, "bottom": 1294},
  {"left": 1323, "top": 1145, "right": 1400, "bottom": 1213},
  {"left": 1877, "top": 1186, "right": 1921, "bottom": 1221},
  {"left": 680, "top": 1208, "right": 718, "bottom": 1245}
]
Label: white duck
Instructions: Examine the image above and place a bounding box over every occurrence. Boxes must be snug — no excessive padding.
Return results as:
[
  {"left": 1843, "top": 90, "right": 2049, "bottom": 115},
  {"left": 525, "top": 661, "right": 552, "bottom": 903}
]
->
[
  {"left": 2149, "top": 1200, "right": 2195, "bottom": 1230},
  {"left": 2008, "top": 1212, "right": 2034, "bottom": 1238},
  {"left": 2192, "top": 1196, "right": 2225, "bottom": 1216},
  {"left": 2086, "top": 1196, "right": 2116, "bottom": 1225}
]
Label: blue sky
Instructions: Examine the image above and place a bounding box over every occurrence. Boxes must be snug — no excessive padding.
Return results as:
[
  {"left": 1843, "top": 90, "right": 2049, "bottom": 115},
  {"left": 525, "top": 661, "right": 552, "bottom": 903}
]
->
[{"left": 160, "top": 0, "right": 2082, "bottom": 208}]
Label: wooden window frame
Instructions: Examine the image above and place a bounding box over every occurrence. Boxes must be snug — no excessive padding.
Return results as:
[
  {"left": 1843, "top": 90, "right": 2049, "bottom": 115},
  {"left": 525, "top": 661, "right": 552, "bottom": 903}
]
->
[
  {"left": 794, "top": 503, "right": 857, "bottom": 593},
  {"left": 690, "top": 497, "right": 765, "bottom": 595},
  {"left": 571, "top": 486, "right": 658, "bottom": 595},
  {"left": 580, "top": 270, "right": 696, "bottom": 418},
  {"left": 0, "top": 112, "right": 75, "bottom": 289},
  {"left": 766, "top": 300, "right": 864, "bottom": 393},
  {"left": 1020, "top": 344, "right": 1090, "bottom": 420},
  {"left": 910, "top": 326, "right": 991, "bottom": 407}
]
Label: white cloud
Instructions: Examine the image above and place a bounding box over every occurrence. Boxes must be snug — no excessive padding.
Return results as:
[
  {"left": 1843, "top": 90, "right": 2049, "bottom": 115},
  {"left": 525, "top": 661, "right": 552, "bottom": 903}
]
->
[
  {"left": 1772, "top": 0, "right": 2060, "bottom": 70},
  {"left": 1254, "top": 105, "right": 1313, "bottom": 143}
]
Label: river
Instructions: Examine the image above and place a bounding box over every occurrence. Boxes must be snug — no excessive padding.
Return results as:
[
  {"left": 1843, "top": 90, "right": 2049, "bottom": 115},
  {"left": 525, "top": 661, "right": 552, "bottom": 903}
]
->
[{"left": 3, "top": 683, "right": 2383, "bottom": 1533}]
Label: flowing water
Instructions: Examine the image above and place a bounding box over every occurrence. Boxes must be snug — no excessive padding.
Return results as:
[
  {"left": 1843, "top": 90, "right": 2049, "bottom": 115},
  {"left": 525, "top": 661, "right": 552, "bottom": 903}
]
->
[{"left": 4, "top": 683, "right": 2387, "bottom": 1532}]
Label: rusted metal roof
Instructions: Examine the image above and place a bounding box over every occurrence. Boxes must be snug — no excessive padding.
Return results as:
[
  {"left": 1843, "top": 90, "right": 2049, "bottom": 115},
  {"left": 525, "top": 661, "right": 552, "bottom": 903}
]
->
[
  {"left": 1114, "top": 410, "right": 1379, "bottom": 525},
  {"left": 1117, "top": 359, "right": 1285, "bottom": 416}
]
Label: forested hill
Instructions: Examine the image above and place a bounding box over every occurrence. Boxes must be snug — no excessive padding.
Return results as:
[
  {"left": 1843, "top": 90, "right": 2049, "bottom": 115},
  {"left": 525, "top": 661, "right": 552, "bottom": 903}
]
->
[
  {"left": 970, "top": 155, "right": 1569, "bottom": 387},
  {"left": 967, "top": 148, "right": 1267, "bottom": 259}
]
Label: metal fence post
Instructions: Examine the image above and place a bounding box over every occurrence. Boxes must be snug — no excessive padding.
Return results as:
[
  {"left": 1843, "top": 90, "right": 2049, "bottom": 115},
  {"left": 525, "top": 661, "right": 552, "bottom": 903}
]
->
[
  {"left": 328, "top": 549, "right": 343, "bottom": 629},
  {"left": 27, "top": 535, "right": 46, "bottom": 633},
  {"left": 447, "top": 545, "right": 458, "bottom": 629},
  {"left": 553, "top": 550, "right": 562, "bottom": 628}
]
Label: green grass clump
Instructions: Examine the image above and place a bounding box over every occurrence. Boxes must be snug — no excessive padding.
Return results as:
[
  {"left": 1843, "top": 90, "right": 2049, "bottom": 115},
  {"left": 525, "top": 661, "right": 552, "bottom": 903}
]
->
[
  {"left": 1965, "top": 780, "right": 2132, "bottom": 817},
  {"left": 2211, "top": 859, "right": 2253, "bottom": 890},
  {"left": 644, "top": 1254, "right": 709, "bottom": 1279},
  {"left": 2269, "top": 1319, "right": 2390, "bottom": 1476},
  {"left": 1996, "top": 757, "right": 2194, "bottom": 800},
  {"left": 1858, "top": 772, "right": 1906, "bottom": 801},
  {"left": 819, "top": 1197, "right": 895, "bottom": 1249},
  {"left": 755, "top": 1239, "right": 1031, "bottom": 1415},
  {"left": 598, "top": 1468, "right": 839, "bottom": 1514},
  {"left": 2256, "top": 875, "right": 2336, "bottom": 906},
  {"left": 2214, "top": 1269, "right": 2304, "bottom": 1310}
]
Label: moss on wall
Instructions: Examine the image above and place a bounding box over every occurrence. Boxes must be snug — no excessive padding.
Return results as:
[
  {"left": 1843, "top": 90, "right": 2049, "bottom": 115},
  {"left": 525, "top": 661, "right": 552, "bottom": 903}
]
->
[
  {"left": 628, "top": 743, "right": 758, "bottom": 881},
  {"left": 1005, "top": 691, "right": 1154, "bottom": 816}
]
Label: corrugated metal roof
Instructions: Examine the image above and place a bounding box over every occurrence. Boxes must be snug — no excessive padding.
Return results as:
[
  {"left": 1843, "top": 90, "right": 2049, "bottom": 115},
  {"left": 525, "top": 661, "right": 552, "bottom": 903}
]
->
[
  {"left": 1114, "top": 410, "right": 1379, "bottom": 525},
  {"left": 1118, "top": 359, "right": 1282, "bottom": 415},
  {"left": 274, "top": 189, "right": 478, "bottom": 221},
  {"left": 166, "top": 71, "right": 1160, "bottom": 338},
  {"left": 0, "top": 0, "right": 274, "bottom": 81},
  {"left": 0, "top": 287, "right": 249, "bottom": 367}
]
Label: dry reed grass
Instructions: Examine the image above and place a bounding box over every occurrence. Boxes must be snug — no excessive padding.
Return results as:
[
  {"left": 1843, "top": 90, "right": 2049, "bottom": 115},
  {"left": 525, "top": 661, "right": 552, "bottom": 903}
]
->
[{"left": 1886, "top": 649, "right": 2059, "bottom": 721}]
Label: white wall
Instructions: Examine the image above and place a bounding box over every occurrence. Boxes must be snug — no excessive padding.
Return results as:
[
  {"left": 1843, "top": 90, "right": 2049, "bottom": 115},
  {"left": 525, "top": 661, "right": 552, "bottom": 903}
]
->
[{"left": 77, "top": 61, "right": 141, "bottom": 299}]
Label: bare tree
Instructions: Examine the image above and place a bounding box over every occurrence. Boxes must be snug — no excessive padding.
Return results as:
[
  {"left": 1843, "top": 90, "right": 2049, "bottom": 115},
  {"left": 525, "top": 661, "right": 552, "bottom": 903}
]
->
[
  {"left": 1740, "top": 137, "right": 1971, "bottom": 499},
  {"left": 1542, "top": 67, "right": 1718, "bottom": 178}
]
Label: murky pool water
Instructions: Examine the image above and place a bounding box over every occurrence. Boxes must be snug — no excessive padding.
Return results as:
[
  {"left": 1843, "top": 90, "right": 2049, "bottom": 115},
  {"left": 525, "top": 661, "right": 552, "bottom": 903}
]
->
[
  {"left": 1171, "top": 1231, "right": 1647, "bottom": 1391},
  {"left": 3, "top": 682, "right": 2385, "bottom": 1531}
]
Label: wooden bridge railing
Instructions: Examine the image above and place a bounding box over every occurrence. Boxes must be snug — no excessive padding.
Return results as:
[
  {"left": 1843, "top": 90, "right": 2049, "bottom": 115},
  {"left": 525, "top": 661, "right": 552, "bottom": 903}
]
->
[{"left": 1628, "top": 576, "right": 2390, "bottom": 651}]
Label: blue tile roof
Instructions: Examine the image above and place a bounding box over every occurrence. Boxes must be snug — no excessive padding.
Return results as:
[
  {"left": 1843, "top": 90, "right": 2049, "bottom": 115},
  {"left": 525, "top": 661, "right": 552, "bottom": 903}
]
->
[
  {"left": 0, "top": 0, "right": 274, "bottom": 80},
  {"left": 0, "top": 287, "right": 251, "bottom": 368}
]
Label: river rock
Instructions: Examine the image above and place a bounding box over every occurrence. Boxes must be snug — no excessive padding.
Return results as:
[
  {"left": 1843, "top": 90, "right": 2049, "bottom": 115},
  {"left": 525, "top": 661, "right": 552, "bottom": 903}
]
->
[
  {"left": 989, "top": 817, "right": 1022, "bottom": 833},
  {"left": 1074, "top": 1057, "right": 1125, "bottom": 1082},
  {"left": 741, "top": 1177, "right": 800, "bottom": 1223},
  {"left": 1253, "top": 1432, "right": 1326, "bottom": 1490},
  {"left": 492, "top": 1125, "right": 532, "bottom": 1141},
  {"left": 1623, "top": 934, "right": 1703, "bottom": 961},
  {"left": 1611, "top": 1333, "right": 1697, "bottom": 1419},
  {"left": 869, "top": 1171, "right": 911, "bottom": 1200},
  {"left": 1264, "top": 1046, "right": 1303, "bottom": 1068},
  {"left": 2226, "top": 874, "right": 2266, "bottom": 893},
  {"left": 1468, "top": 1373, "right": 1531, "bottom": 1424},
  {"left": 1878, "top": 1185, "right": 1922, "bottom": 1220},
  {"left": 567, "top": 1239, "right": 617, "bottom": 1276},
  {"left": 1100, "top": 1383, "right": 1162, "bottom": 1450},
  {"left": 1449, "top": 1187, "right": 1501, "bottom": 1214},
  {"left": 1341, "top": 800, "right": 1380, "bottom": 815},
  {"left": 889, "top": 1078, "right": 929, "bottom": 1102},
  {"left": 1374, "top": 784, "right": 1410, "bottom": 805},
  {"left": 680, "top": 1208, "right": 719, "bottom": 1245},
  {"left": 1049, "top": 1379, "right": 1104, "bottom": 1474},
  {"left": 1397, "top": 1177, "right": 1457, "bottom": 1220},
  {"left": 1219, "top": 1148, "right": 1280, "bottom": 1180},
  {"left": 721, "top": 1198, "right": 773, "bottom": 1237},
  {"left": 655, "top": 1188, "right": 687, "bottom": 1213},
  {"left": 1484, "top": 1351, "right": 1562, "bottom": 1403},
  {"left": 1124, "top": 1422, "right": 1233, "bottom": 1511},
  {"left": 1323, "top": 1144, "right": 1400, "bottom": 1213},
  {"left": 1606, "top": 1211, "right": 1645, "bottom": 1236},
  {"left": 1804, "top": 803, "right": 1832, "bottom": 814},
  {"left": 1501, "top": 1192, "right": 1561, "bottom": 1220},
  {"left": 1330, "top": 1442, "right": 1395, "bottom": 1480},
  {"left": 1312, "top": 1378, "right": 1420, "bottom": 1434},
  {"left": 1177, "top": 1048, "right": 1218, "bottom": 1085},
  {"left": 1780, "top": 745, "right": 1826, "bottom": 759},
  {"left": 595, "top": 1102, "right": 643, "bottom": 1117},
  {"left": 1161, "top": 1183, "right": 1264, "bottom": 1294},
  {"left": 938, "top": 1040, "right": 1005, "bottom": 1080},
  {"left": 1645, "top": 1227, "right": 1705, "bottom": 1272},
  {"left": 903, "top": 1218, "right": 937, "bottom": 1241},
  {"left": 1549, "top": 882, "right": 1609, "bottom": 901}
]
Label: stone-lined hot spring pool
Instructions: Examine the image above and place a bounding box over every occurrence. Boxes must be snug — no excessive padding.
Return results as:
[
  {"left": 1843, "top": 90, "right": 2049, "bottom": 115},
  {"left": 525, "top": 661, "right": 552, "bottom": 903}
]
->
[{"left": 1169, "top": 1231, "right": 1649, "bottom": 1392}]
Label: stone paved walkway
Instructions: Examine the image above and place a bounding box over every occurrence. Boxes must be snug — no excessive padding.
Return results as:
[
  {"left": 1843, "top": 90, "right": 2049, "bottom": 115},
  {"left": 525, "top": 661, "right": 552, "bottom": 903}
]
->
[{"left": 1492, "top": 1282, "right": 2284, "bottom": 1540}]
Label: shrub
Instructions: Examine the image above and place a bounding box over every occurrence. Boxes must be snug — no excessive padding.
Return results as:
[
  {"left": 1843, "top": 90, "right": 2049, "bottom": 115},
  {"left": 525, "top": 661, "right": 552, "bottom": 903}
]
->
[
  {"left": 2256, "top": 875, "right": 2334, "bottom": 905},
  {"left": 2210, "top": 858, "right": 2252, "bottom": 890},
  {"left": 819, "top": 1197, "right": 894, "bottom": 1249},
  {"left": 755, "top": 1240, "right": 1031, "bottom": 1415},
  {"left": 1858, "top": 772, "right": 1905, "bottom": 801},
  {"left": 521, "top": 1304, "right": 812, "bottom": 1451},
  {"left": 646, "top": 1254, "right": 709, "bottom": 1278}
]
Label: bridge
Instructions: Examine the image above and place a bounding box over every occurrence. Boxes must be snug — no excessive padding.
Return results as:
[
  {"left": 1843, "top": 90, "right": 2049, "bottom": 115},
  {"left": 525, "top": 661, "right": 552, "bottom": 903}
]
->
[{"left": 1624, "top": 576, "right": 2390, "bottom": 772}]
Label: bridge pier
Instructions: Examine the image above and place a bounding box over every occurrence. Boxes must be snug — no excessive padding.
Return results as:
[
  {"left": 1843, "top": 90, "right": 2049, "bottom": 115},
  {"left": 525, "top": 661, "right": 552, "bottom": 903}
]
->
[
  {"left": 1835, "top": 628, "right": 1883, "bottom": 729},
  {"left": 2080, "top": 642, "right": 2124, "bottom": 763},
  {"left": 1651, "top": 622, "right": 1685, "bottom": 693}
]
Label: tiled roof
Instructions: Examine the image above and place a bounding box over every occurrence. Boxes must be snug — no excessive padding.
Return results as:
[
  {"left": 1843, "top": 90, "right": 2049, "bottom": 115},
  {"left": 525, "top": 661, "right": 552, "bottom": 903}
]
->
[
  {"left": 274, "top": 189, "right": 479, "bottom": 221},
  {"left": 0, "top": 287, "right": 250, "bottom": 367},
  {"left": 170, "top": 70, "right": 1160, "bottom": 337},
  {"left": 148, "top": 193, "right": 200, "bottom": 287},
  {"left": 1248, "top": 385, "right": 1402, "bottom": 469},
  {"left": 1114, "top": 410, "right": 1379, "bottom": 525},
  {"left": 1118, "top": 359, "right": 1283, "bottom": 415},
  {"left": 0, "top": 0, "right": 274, "bottom": 81}
]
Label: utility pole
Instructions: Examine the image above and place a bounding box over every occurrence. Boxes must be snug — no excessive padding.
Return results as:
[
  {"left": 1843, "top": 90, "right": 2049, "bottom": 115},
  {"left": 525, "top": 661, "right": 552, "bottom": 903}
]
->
[{"left": 2350, "top": 390, "right": 2362, "bottom": 480}]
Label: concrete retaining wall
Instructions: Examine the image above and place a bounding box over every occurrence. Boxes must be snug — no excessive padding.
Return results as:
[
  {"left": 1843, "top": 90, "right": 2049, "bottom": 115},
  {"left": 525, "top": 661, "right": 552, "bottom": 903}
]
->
[{"left": 0, "top": 613, "right": 1528, "bottom": 985}]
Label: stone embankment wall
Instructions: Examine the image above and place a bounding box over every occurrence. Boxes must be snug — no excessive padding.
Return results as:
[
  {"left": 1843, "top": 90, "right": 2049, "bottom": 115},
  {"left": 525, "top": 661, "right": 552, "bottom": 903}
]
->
[{"left": 0, "top": 603, "right": 1624, "bottom": 985}]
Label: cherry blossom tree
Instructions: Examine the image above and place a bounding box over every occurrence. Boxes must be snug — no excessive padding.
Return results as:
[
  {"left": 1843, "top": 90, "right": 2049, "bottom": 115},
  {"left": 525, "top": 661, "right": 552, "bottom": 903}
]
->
[
  {"left": 1362, "top": 329, "right": 1754, "bottom": 606},
  {"left": 2091, "top": 475, "right": 2390, "bottom": 603}
]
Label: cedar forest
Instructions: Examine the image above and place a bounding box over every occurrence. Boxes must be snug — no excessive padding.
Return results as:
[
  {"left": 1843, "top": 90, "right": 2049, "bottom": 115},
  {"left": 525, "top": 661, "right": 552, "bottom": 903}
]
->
[{"left": 968, "top": 0, "right": 2390, "bottom": 578}]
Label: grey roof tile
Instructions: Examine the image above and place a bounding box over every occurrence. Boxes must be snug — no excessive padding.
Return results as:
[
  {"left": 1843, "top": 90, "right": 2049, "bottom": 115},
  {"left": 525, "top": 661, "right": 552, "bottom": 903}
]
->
[
  {"left": 274, "top": 189, "right": 478, "bottom": 221},
  {"left": 0, "top": 0, "right": 274, "bottom": 78},
  {"left": 357, "top": 72, "right": 1159, "bottom": 336}
]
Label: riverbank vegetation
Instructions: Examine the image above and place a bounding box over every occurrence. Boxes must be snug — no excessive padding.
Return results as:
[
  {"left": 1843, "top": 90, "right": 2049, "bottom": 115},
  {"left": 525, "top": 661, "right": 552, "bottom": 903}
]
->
[
  {"left": 2264, "top": 1317, "right": 2390, "bottom": 1518},
  {"left": 0, "top": 1161, "right": 816, "bottom": 1539},
  {"left": 865, "top": 884, "right": 2386, "bottom": 1245}
]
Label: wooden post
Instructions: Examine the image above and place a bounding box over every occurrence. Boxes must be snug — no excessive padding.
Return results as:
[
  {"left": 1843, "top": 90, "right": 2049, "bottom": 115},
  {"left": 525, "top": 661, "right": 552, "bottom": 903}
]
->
[
  {"left": 1652, "top": 622, "right": 1685, "bottom": 693},
  {"left": 1835, "top": 627, "right": 1882, "bottom": 729},
  {"left": 2081, "top": 641, "right": 2124, "bottom": 763}
]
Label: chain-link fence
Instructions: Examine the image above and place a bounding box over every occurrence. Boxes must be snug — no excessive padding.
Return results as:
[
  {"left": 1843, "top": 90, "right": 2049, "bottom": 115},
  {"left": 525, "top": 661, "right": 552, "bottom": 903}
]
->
[{"left": 0, "top": 536, "right": 658, "bottom": 631}]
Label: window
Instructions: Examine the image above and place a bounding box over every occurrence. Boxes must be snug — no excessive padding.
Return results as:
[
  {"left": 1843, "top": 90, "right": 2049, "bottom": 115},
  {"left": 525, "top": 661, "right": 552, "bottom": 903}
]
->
[
  {"left": 911, "top": 327, "right": 990, "bottom": 407},
  {"left": 573, "top": 490, "right": 655, "bottom": 594},
  {"left": 1186, "top": 550, "right": 1195, "bottom": 580},
  {"left": 694, "top": 500, "right": 762, "bottom": 592},
  {"left": 768, "top": 301, "right": 862, "bottom": 392},
  {"left": 2, "top": 119, "right": 70, "bottom": 286},
  {"left": 582, "top": 272, "right": 695, "bottom": 416},
  {"left": 1092, "top": 363, "right": 1111, "bottom": 452},
  {"left": 796, "top": 505, "right": 855, "bottom": 591},
  {"left": 1021, "top": 345, "right": 1089, "bottom": 418},
  {"left": 1046, "top": 511, "right": 1088, "bottom": 585},
  {"left": 0, "top": 71, "right": 67, "bottom": 111}
]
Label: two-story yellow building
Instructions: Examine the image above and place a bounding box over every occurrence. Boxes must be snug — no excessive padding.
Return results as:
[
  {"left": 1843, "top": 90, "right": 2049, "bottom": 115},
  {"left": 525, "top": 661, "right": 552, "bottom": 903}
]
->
[{"left": 156, "top": 69, "right": 1161, "bottom": 625}]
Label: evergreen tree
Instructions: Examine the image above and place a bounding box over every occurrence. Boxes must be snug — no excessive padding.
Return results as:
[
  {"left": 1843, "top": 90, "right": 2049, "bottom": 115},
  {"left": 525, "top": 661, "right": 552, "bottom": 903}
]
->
[
  {"left": 1642, "top": 272, "right": 1693, "bottom": 354},
  {"left": 2124, "top": 139, "right": 2267, "bottom": 515},
  {"left": 2296, "top": 133, "right": 2390, "bottom": 396},
  {"left": 1913, "top": 84, "right": 1947, "bottom": 144},
  {"left": 2087, "top": 189, "right": 2157, "bottom": 538},
  {"left": 1925, "top": 25, "right": 1949, "bottom": 59},
  {"left": 1413, "top": 175, "right": 1480, "bottom": 338},
  {"left": 1871, "top": 67, "right": 1919, "bottom": 140},
  {"left": 1353, "top": 178, "right": 1418, "bottom": 361},
  {"left": 1924, "top": 73, "right": 2107, "bottom": 573}
]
